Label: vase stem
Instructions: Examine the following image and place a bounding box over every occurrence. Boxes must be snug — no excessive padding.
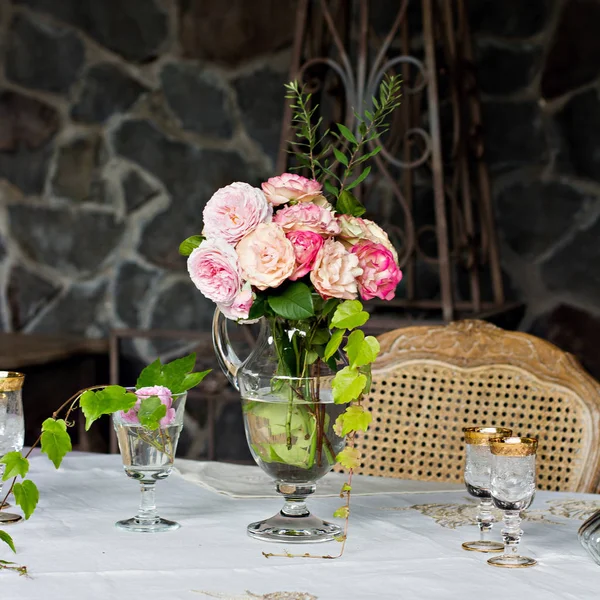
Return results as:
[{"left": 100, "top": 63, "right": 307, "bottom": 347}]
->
[{"left": 136, "top": 482, "right": 158, "bottom": 523}]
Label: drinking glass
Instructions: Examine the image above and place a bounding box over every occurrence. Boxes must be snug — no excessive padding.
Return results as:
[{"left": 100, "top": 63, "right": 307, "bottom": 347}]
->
[
  {"left": 579, "top": 509, "right": 600, "bottom": 565},
  {"left": 462, "top": 426, "right": 512, "bottom": 552},
  {"left": 112, "top": 391, "right": 186, "bottom": 533},
  {"left": 0, "top": 371, "right": 25, "bottom": 525},
  {"left": 487, "top": 436, "right": 538, "bottom": 568}
]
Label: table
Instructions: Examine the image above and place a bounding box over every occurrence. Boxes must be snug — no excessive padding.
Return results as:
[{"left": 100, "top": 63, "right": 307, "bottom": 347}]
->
[{"left": 1, "top": 453, "right": 598, "bottom": 600}]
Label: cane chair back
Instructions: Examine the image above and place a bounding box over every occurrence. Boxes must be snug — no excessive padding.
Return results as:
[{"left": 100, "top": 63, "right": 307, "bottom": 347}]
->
[{"left": 355, "top": 320, "right": 600, "bottom": 493}]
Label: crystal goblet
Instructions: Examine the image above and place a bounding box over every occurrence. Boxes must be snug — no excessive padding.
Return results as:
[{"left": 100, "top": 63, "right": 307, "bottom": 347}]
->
[
  {"left": 113, "top": 391, "right": 186, "bottom": 533},
  {"left": 0, "top": 371, "right": 25, "bottom": 525},
  {"left": 487, "top": 436, "right": 538, "bottom": 568},
  {"left": 462, "top": 426, "right": 512, "bottom": 552},
  {"left": 579, "top": 509, "right": 600, "bottom": 565}
]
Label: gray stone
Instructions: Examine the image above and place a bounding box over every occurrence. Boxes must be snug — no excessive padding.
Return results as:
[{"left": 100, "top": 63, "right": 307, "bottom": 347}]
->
[
  {"left": 481, "top": 101, "right": 548, "bottom": 171},
  {"left": 495, "top": 180, "right": 587, "bottom": 259},
  {"left": 475, "top": 41, "right": 543, "bottom": 95},
  {"left": 161, "top": 63, "right": 233, "bottom": 137},
  {"left": 179, "top": 0, "right": 296, "bottom": 66},
  {"left": 8, "top": 205, "right": 125, "bottom": 275},
  {"left": 542, "top": 0, "right": 600, "bottom": 100},
  {"left": 0, "top": 90, "right": 59, "bottom": 195},
  {"left": 115, "top": 261, "right": 157, "bottom": 327},
  {"left": 28, "top": 281, "right": 107, "bottom": 336},
  {"left": 52, "top": 133, "right": 106, "bottom": 202},
  {"left": 14, "top": 0, "right": 168, "bottom": 63},
  {"left": 468, "top": 0, "right": 554, "bottom": 38},
  {"left": 71, "top": 63, "right": 148, "bottom": 124},
  {"left": 541, "top": 217, "right": 600, "bottom": 304},
  {"left": 6, "top": 13, "right": 84, "bottom": 94},
  {"left": 556, "top": 88, "right": 600, "bottom": 184},
  {"left": 113, "top": 119, "right": 256, "bottom": 269},
  {"left": 8, "top": 266, "right": 61, "bottom": 330},
  {"left": 122, "top": 170, "right": 159, "bottom": 213},
  {"left": 234, "top": 67, "right": 287, "bottom": 163}
]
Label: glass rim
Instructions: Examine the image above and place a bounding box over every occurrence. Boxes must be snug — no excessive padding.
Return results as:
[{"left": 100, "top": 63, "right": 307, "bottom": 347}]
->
[
  {"left": 463, "top": 426, "right": 512, "bottom": 445},
  {"left": 489, "top": 436, "right": 538, "bottom": 457},
  {"left": 0, "top": 371, "right": 25, "bottom": 391}
]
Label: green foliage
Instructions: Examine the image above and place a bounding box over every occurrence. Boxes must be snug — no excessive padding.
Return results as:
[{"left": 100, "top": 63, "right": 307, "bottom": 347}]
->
[
  {"left": 13, "top": 480, "right": 38, "bottom": 520},
  {"left": 335, "top": 405, "right": 372, "bottom": 436},
  {"left": 332, "top": 366, "right": 367, "bottom": 404},
  {"left": 178, "top": 235, "right": 205, "bottom": 257},
  {"left": 331, "top": 300, "right": 369, "bottom": 330},
  {"left": 336, "top": 190, "right": 366, "bottom": 217},
  {"left": 267, "top": 282, "right": 315, "bottom": 320},
  {"left": 333, "top": 506, "right": 350, "bottom": 519},
  {"left": 0, "top": 452, "right": 29, "bottom": 481},
  {"left": 0, "top": 531, "right": 15, "bottom": 553},
  {"left": 80, "top": 386, "right": 137, "bottom": 431},
  {"left": 136, "top": 353, "right": 211, "bottom": 395},
  {"left": 344, "top": 331, "right": 380, "bottom": 369},
  {"left": 40, "top": 419, "right": 72, "bottom": 469},
  {"left": 336, "top": 446, "right": 361, "bottom": 470},
  {"left": 137, "top": 397, "right": 167, "bottom": 431},
  {"left": 324, "top": 329, "right": 345, "bottom": 361}
]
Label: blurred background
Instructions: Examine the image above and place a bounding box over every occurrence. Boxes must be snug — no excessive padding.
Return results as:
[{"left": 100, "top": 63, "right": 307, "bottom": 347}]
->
[{"left": 0, "top": 0, "right": 598, "bottom": 459}]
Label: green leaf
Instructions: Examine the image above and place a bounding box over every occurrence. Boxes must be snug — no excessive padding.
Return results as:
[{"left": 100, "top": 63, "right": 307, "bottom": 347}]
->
[
  {"left": 267, "top": 282, "right": 315, "bottom": 320},
  {"left": 345, "top": 166, "right": 372, "bottom": 191},
  {"left": 136, "top": 359, "right": 162, "bottom": 389},
  {"left": 178, "top": 370, "right": 211, "bottom": 393},
  {"left": 332, "top": 147, "right": 348, "bottom": 167},
  {"left": 322, "top": 298, "right": 340, "bottom": 318},
  {"left": 137, "top": 397, "right": 167, "bottom": 431},
  {"left": 13, "top": 480, "right": 38, "bottom": 520},
  {"left": 333, "top": 506, "right": 350, "bottom": 519},
  {"left": 345, "top": 331, "right": 380, "bottom": 369},
  {"left": 332, "top": 366, "right": 367, "bottom": 404},
  {"left": 323, "top": 179, "right": 339, "bottom": 197},
  {"left": 331, "top": 300, "right": 369, "bottom": 330},
  {"left": 336, "top": 446, "right": 362, "bottom": 469},
  {"left": 0, "top": 452, "right": 29, "bottom": 481},
  {"left": 0, "top": 531, "right": 15, "bottom": 553},
  {"left": 161, "top": 353, "right": 197, "bottom": 394},
  {"left": 336, "top": 190, "right": 366, "bottom": 217},
  {"left": 341, "top": 483, "right": 352, "bottom": 493},
  {"left": 306, "top": 350, "right": 319, "bottom": 365},
  {"left": 40, "top": 419, "right": 72, "bottom": 469},
  {"left": 334, "top": 405, "right": 372, "bottom": 436},
  {"left": 337, "top": 123, "right": 357, "bottom": 145},
  {"left": 80, "top": 386, "right": 137, "bottom": 431},
  {"left": 324, "top": 329, "right": 345, "bottom": 361},
  {"left": 178, "top": 235, "right": 205, "bottom": 257},
  {"left": 311, "top": 328, "right": 330, "bottom": 345},
  {"left": 248, "top": 294, "right": 267, "bottom": 320}
]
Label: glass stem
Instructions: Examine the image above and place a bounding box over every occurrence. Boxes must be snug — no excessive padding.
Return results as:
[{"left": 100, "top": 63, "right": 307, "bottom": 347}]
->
[
  {"left": 136, "top": 482, "right": 158, "bottom": 524},
  {"left": 277, "top": 482, "right": 314, "bottom": 517},
  {"left": 501, "top": 510, "right": 523, "bottom": 557},
  {"left": 478, "top": 497, "right": 494, "bottom": 543}
]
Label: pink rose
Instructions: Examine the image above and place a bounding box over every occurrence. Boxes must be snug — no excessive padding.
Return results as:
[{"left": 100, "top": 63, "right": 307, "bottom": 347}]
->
[
  {"left": 236, "top": 223, "right": 295, "bottom": 290},
  {"left": 187, "top": 239, "right": 241, "bottom": 305},
  {"left": 218, "top": 287, "right": 254, "bottom": 321},
  {"left": 202, "top": 182, "right": 272, "bottom": 244},
  {"left": 338, "top": 215, "right": 399, "bottom": 262},
  {"left": 121, "top": 385, "right": 176, "bottom": 427},
  {"left": 273, "top": 202, "right": 340, "bottom": 236},
  {"left": 310, "top": 239, "right": 363, "bottom": 300},
  {"left": 286, "top": 230, "right": 324, "bottom": 280},
  {"left": 261, "top": 173, "right": 325, "bottom": 206},
  {"left": 351, "top": 241, "right": 403, "bottom": 301}
]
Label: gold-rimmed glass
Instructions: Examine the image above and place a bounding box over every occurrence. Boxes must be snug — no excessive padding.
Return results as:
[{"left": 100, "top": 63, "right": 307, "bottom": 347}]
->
[
  {"left": 487, "top": 436, "right": 538, "bottom": 568},
  {"left": 0, "top": 371, "right": 25, "bottom": 524},
  {"left": 462, "top": 426, "right": 512, "bottom": 553}
]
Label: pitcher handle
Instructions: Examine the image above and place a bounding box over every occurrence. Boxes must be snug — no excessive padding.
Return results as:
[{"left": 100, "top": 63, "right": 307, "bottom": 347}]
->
[{"left": 212, "top": 308, "right": 242, "bottom": 390}]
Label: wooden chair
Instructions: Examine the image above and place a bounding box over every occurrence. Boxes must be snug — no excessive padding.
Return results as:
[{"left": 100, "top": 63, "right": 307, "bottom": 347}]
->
[{"left": 355, "top": 320, "right": 600, "bottom": 493}]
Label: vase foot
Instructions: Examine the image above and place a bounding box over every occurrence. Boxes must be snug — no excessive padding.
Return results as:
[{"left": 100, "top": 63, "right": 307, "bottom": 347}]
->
[
  {"left": 247, "top": 512, "right": 342, "bottom": 543},
  {"left": 462, "top": 540, "right": 504, "bottom": 553},
  {"left": 115, "top": 516, "right": 180, "bottom": 533},
  {"left": 487, "top": 555, "right": 537, "bottom": 568},
  {"left": 0, "top": 511, "right": 22, "bottom": 525}
]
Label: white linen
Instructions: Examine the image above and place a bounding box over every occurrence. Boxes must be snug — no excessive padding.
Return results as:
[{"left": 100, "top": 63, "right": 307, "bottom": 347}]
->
[{"left": 0, "top": 453, "right": 597, "bottom": 600}]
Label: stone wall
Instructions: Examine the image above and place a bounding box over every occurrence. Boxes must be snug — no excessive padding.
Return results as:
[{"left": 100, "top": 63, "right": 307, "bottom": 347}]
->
[{"left": 0, "top": 0, "right": 599, "bottom": 379}]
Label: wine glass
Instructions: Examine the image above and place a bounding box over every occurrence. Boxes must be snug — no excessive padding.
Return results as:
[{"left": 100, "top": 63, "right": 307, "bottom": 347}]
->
[
  {"left": 462, "top": 426, "right": 512, "bottom": 552},
  {"left": 112, "top": 391, "right": 186, "bottom": 533},
  {"left": 487, "top": 436, "right": 538, "bottom": 568},
  {"left": 0, "top": 371, "right": 25, "bottom": 525}
]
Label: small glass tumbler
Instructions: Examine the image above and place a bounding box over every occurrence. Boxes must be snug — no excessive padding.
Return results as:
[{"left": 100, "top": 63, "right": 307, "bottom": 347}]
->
[
  {"left": 0, "top": 371, "right": 25, "bottom": 525},
  {"left": 462, "top": 426, "right": 512, "bottom": 552},
  {"left": 487, "top": 436, "right": 538, "bottom": 568},
  {"left": 113, "top": 391, "right": 186, "bottom": 533}
]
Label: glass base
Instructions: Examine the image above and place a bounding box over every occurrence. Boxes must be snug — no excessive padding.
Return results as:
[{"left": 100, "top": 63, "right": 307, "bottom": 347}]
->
[
  {"left": 1, "top": 501, "right": 10, "bottom": 509},
  {"left": 487, "top": 555, "right": 537, "bottom": 568},
  {"left": 0, "top": 512, "right": 23, "bottom": 525},
  {"left": 247, "top": 512, "right": 342, "bottom": 543},
  {"left": 462, "top": 540, "right": 504, "bottom": 553},
  {"left": 115, "top": 516, "right": 180, "bottom": 533}
]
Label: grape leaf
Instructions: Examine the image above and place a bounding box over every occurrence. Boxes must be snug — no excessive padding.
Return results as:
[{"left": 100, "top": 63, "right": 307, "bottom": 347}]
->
[
  {"left": 344, "top": 330, "right": 380, "bottom": 369},
  {"left": 332, "top": 367, "right": 367, "bottom": 404},
  {"left": 178, "top": 235, "right": 205, "bottom": 256},
  {"left": 137, "top": 397, "right": 167, "bottom": 431},
  {"left": 341, "top": 483, "right": 352, "bottom": 493},
  {"left": 333, "top": 506, "right": 350, "bottom": 519},
  {"left": 80, "top": 386, "right": 137, "bottom": 431},
  {"left": 40, "top": 418, "right": 72, "bottom": 469},
  {"left": 334, "top": 405, "right": 372, "bottom": 436},
  {"left": 267, "top": 282, "right": 315, "bottom": 320},
  {"left": 336, "top": 446, "right": 362, "bottom": 469},
  {"left": 331, "top": 301, "right": 369, "bottom": 330},
  {"left": 324, "top": 329, "right": 345, "bottom": 361},
  {"left": 136, "top": 359, "right": 162, "bottom": 389},
  {"left": 0, "top": 452, "right": 29, "bottom": 481},
  {"left": 0, "top": 531, "right": 15, "bottom": 553},
  {"left": 13, "top": 480, "right": 38, "bottom": 520}
]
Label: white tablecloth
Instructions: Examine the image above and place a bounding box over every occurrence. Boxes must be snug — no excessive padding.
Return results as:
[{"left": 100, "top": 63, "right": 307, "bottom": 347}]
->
[{"left": 1, "top": 453, "right": 598, "bottom": 600}]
